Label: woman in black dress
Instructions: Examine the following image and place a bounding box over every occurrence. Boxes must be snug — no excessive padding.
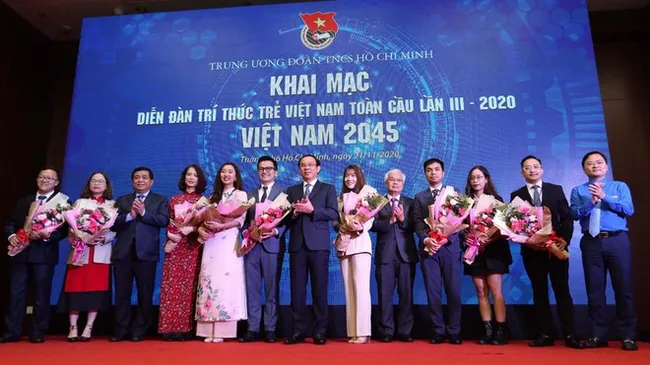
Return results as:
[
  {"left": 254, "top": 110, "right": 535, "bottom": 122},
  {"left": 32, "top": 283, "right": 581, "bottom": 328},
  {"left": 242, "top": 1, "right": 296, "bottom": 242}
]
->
[{"left": 463, "top": 165, "right": 512, "bottom": 345}]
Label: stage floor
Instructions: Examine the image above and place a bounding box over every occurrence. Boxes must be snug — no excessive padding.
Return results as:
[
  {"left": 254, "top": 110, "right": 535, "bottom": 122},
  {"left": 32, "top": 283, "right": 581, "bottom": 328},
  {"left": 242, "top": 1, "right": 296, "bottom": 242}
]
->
[{"left": 0, "top": 337, "right": 645, "bottom": 365}]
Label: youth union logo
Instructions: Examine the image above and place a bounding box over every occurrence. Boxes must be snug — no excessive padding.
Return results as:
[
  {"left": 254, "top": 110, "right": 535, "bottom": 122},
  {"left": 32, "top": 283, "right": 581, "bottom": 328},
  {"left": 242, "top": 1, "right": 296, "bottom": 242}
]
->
[{"left": 299, "top": 12, "right": 338, "bottom": 50}]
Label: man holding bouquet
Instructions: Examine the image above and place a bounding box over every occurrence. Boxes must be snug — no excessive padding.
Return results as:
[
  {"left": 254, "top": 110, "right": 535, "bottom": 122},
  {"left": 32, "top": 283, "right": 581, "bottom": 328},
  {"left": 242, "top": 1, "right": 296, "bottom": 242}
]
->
[
  {"left": 110, "top": 167, "right": 169, "bottom": 342},
  {"left": 1, "top": 168, "right": 70, "bottom": 343},
  {"left": 412, "top": 158, "right": 463, "bottom": 344},
  {"left": 239, "top": 156, "right": 287, "bottom": 343},
  {"left": 285, "top": 154, "right": 338, "bottom": 345},
  {"left": 569, "top": 151, "right": 637, "bottom": 351},
  {"left": 510, "top": 155, "right": 582, "bottom": 349}
]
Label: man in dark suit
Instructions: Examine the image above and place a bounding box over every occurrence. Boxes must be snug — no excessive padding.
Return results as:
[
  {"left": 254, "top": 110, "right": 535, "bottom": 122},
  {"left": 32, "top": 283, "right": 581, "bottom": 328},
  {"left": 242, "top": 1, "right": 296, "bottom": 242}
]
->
[
  {"left": 370, "top": 169, "right": 418, "bottom": 343},
  {"left": 284, "top": 154, "right": 338, "bottom": 345},
  {"left": 412, "top": 158, "right": 463, "bottom": 344},
  {"left": 510, "top": 155, "right": 582, "bottom": 349},
  {"left": 110, "top": 166, "right": 169, "bottom": 342},
  {"left": 1, "top": 168, "right": 69, "bottom": 343},
  {"left": 239, "top": 156, "right": 286, "bottom": 344}
]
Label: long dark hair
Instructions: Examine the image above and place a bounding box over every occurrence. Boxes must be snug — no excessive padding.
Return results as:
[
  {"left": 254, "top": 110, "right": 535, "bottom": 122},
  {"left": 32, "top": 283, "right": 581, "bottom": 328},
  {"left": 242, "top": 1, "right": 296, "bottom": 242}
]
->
[
  {"left": 465, "top": 165, "right": 498, "bottom": 197},
  {"left": 80, "top": 172, "right": 114, "bottom": 200},
  {"left": 341, "top": 164, "right": 366, "bottom": 195},
  {"left": 178, "top": 164, "right": 207, "bottom": 194},
  {"left": 210, "top": 162, "right": 243, "bottom": 204}
]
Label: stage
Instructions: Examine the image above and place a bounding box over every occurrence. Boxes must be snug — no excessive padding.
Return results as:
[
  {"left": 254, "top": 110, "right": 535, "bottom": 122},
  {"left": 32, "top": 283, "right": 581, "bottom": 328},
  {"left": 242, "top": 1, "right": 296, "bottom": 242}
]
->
[{"left": 0, "top": 337, "right": 645, "bottom": 365}]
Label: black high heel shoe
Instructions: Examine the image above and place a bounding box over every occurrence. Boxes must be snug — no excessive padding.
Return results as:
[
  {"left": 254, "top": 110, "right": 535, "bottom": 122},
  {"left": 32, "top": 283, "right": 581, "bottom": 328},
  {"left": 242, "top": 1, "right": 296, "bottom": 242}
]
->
[
  {"left": 67, "top": 325, "right": 78, "bottom": 342},
  {"left": 79, "top": 325, "right": 93, "bottom": 342}
]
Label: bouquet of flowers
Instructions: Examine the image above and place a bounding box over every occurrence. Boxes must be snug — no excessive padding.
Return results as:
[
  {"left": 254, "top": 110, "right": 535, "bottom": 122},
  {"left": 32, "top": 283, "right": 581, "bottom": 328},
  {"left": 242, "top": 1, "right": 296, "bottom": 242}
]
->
[
  {"left": 9, "top": 193, "right": 71, "bottom": 257},
  {"left": 197, "top": 195, "right": 255, "bottom": 243},
  {"left": 64, "top": 201, "right": 118, "bottom": 266},
  {"left": 493, "top": 196, "right": 569, "bottom": 259},
  {"left": 423, "top": 187, "right": 474, "bottom": 255},
  {"left": 463, "top": 194, "right": 505, "bottom": 265},
  {"left": 334, "top": 185, "right": 389, "bottom": 252},
  {"left": 164, "top": 196, "right": 210, "bottom": 253},
  {"left": 239, "top": 193, "right": 292, "bottom": 256}
]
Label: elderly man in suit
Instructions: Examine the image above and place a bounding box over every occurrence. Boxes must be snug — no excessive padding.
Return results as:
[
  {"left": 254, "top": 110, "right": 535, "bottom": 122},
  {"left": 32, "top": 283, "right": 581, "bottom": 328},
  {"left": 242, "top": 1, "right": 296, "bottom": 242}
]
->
[
  {"left": 1, "top": 168, "right": 69, "bottom": 344},
  {"left": 412, "top": 158, "right": 463, "bottom": 345},
  {"left": 284, "top": 154, "right": 338, "bottom": 345},
  {"left": 239, "top": 156, "right": 287, "bottom": 344},
  {"left": 110, "top": 166, "right": 169, "bottom": 342},
  {"left": 371, "top": 169, "right": 418, "bottom": 343},
  {"left": 510, "top": 155, "right": 582, "bottom": 349}
]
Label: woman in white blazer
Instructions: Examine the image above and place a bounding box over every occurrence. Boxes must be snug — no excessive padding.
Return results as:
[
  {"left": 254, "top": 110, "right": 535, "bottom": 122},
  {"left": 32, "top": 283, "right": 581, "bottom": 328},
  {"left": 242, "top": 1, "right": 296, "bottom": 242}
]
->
[
  {"left": 57, "top": 172, "right": 116, "bottom": 342},
  {"left": 334, "top": 165, "right": 375, "bottom": 344}
]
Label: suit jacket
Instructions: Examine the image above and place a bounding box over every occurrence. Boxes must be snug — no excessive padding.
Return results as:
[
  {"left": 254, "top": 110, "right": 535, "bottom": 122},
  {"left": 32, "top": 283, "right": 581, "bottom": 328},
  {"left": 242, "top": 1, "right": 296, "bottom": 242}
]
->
[
  {"left": 111, "top": 191, "right": 170, "bottom": 262},
  {"left": 334, "top": 193, "right": 375, "bottom": 257},
  {"left": 510, "top": 182, "right": 573, "bottom": 255},
  {"left": 4, "top": 192, "right": 69, "bottom": 264},
  {"left": 243, "top": 183, "right": 287, "bottom": 254},
  {"left": 411, "top": 186, "right": 461, "bottom": 255},
  {"left": 370, "top": 195, "right": 418, "bottom": 264},
  {"left": 286, "top": 180, "right": 338, "bottom": 253}
]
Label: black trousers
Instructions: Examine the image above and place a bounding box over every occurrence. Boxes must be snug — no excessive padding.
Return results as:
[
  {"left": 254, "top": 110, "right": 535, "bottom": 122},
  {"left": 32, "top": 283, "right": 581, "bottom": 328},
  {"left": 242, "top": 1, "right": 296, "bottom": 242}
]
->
[
  {"left": 522, "top": 251, "right": 575, "bottom": 337},
  {"left": 112, "top": 247, "right": 156, "bottom": 337}
]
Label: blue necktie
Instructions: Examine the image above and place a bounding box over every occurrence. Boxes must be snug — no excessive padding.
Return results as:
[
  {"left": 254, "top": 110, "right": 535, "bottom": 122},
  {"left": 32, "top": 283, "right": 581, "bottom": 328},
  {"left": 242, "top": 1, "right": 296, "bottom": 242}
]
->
[
  {"left": 37, "top": 195, "right": 47, "bottom": 205},
  {"left": 260, "top": 186, "right": 268, "bottom": 203},
  {"left": 137, "top": 194, "right": 145, "bottom": 201},
  {"left": 589, "top": 200, "right": 601, "bottom": 237},
  {"left": 304, "top": 183, "right": 312, "bottom": 198},
  {"left": 532, "top": 185, "right": 541, "bottom": 207}
]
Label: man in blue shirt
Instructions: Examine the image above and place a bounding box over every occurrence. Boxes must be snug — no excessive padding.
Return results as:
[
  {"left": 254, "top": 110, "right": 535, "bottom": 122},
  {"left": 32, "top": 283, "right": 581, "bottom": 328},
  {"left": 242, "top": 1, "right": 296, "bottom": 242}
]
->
[{"left": 569, "top": 151, "right": 637, "bottom": 351}]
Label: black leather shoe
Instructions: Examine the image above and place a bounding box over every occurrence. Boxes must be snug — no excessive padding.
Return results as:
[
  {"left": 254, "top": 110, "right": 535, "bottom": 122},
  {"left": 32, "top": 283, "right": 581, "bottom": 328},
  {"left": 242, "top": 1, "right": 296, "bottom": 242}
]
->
[
  {"left": 396, "top": 334, "right": 412, "bottom": 343},
  {"left": 109, "top": 334, "right": 127, "bottom": 342},
  {"left": 584, "top": 337, "right": 608, "bottom": 349},
  {"left": 529, "top": 334, "right": 554, "bottom": 347},
  {"left": 28, "top": 336, "right": 44, "bottom": 344},
  {"left": 429, "top": 334, "right": 445, "bottom": 344},
  {"left": 313, "top": 333, "right": 327, "bottom": 345},
  {"left": 379, "top": 334, "right": 393, "bottom": 342},
  {"left": 264, "top": 331, "right": 276, "bottom": 343},
  {"left": 621, "top": 339, "right": 638, "bottom": 351},
  {"left": 449, "top": 335, "right": 463, "bottom": 345},
  {"left": 130, "top": 335, "right": 143, "bottom": 342},
  {"left": 284, "top": 333, "right": 305, "bottom": 345},
  {"left": 238, "top": 331, "right": 259, "bottom": 343},
  {"left": 0, "top": 335, "right": 20, "bottom": 343},
  {"left": 564, "top": 335, "right": 584, "bottom": 349}
]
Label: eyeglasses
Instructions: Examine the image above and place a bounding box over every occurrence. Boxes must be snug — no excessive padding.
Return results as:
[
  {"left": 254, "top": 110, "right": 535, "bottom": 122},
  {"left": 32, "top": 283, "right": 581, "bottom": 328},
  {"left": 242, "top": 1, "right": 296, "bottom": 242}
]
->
[
  {"left": 522, "top": 165, "right": 541, "bottom": 172},
  {"left": 38, "top": 176, "right": 58, "bottom": 182},
  {"left": 90, "top": 179, "right": 106, "bottom": 184},
  {"left": 469, "top": 175, "right": 485, "bottom": 181},
  {"left": 257, "top": 167, "right": 275, "bottom": 172},
  {"left": 300, "top": 163, "right": 317, "bottom": 168}
]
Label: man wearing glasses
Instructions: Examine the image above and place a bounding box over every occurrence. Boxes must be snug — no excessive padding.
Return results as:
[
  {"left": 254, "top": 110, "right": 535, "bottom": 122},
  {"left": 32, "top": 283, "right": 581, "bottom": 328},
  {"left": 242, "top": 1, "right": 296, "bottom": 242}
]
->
[
  {"left": 1, "top": 168, "right": 70, "bottom": 343},
  {"left": 284, "top": 154, "right": 338, "bottom": 345},
  {"left": 510, "top": 156, "right": 583, "bottom": 349},
  {"left": 239, "top": 156, "right": 287, "bottom": 343}
]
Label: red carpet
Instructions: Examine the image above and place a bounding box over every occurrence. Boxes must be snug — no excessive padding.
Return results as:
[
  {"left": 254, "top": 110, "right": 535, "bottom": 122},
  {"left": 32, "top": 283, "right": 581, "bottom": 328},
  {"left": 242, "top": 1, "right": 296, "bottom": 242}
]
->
[{"left": 0, "top": 337, "right": 645, "bottom": 365}]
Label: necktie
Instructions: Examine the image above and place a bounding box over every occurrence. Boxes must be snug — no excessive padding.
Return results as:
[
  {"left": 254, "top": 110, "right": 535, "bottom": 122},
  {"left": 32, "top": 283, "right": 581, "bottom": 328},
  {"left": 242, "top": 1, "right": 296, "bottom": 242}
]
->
[
  {"left": 260, "top": 186, "right": 268, "bottom": 203},
  {"left": 532, "top": 185, "right": 541, "bottom": 207},
  {"left": 589, "top": 200, "right": 601, "bottom": 237},
  {"left": 37, "top": 195, "right": 47, "bottom": 205},
  {"left": 431, "top": 189, "right": 440, "bottom": 202},
  {"left": 137, "top": 194, "right": 145, "bottom": 201},
  {"left": 304, "top": 183, "right": 312, "bottom": 198},
  {"left": 391, "top": 198, "right": 398, "bottom": 211}
]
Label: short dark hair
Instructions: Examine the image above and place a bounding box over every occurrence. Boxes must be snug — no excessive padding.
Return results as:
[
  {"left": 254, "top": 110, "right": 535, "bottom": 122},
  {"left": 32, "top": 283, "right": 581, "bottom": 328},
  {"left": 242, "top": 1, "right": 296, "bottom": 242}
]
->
[
  {"left": 257, "top": 155, "right": 277, "bottom": 170},
  {"left": 80, "top": 172, "right": 114, "bottom": 200},
  {"left": 298, "top": 154, "right": 320, "bottom": 167},
  {"left": 520, "top": 155, "right": 542, "bottom": 168},
  {"left": 38, "top": 167, "right": 61, "bottom": 191},
  {"left": 178, "top": 164, "right": 207, "bottom": 194},
  {"left": 341, "top": 165, "right": 367, "bottom": 195},
  {"left": 581, "top": 151, "right": 608, "bottom": 167},
  {"left": 423, "top": 158, "right": 444, "bottom": 172},
  {"left": 132, "top": 166, "right": 154, "bottom": 180}
]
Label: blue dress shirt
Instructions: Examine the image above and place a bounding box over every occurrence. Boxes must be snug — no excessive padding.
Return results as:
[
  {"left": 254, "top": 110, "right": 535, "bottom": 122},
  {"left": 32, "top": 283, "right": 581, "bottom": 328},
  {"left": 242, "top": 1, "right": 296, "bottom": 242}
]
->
[{"left": 569, "top": 180, "right": 634, "bottom": 233}]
